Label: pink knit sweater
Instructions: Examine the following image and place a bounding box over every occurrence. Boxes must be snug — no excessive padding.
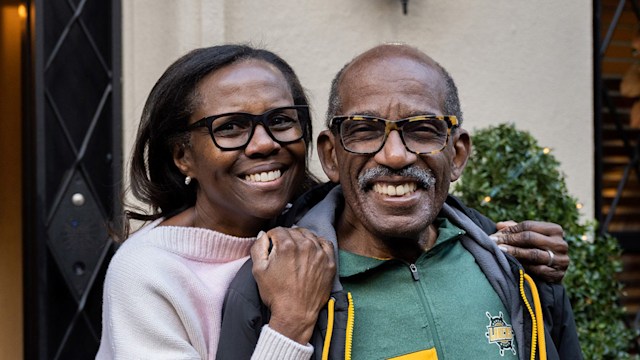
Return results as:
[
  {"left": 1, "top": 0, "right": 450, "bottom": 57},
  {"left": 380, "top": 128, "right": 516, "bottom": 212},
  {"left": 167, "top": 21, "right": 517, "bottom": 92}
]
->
[{"left": 97, "top": 219, "right": 313, "bottom": 360}]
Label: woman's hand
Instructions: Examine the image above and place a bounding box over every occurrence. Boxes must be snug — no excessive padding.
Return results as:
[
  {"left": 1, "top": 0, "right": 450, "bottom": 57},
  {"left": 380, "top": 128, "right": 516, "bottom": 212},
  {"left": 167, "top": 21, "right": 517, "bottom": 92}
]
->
[
  {"left": 491, "top": 220, "right": 569, "bottom": 283},
  {"left": 251, "top": 227, "right": 336, "bottom": 344}
]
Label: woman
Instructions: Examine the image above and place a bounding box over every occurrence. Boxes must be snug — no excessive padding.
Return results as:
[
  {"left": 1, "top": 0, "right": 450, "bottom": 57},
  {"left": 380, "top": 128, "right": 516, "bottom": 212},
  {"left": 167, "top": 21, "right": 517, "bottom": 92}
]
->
[{"left": 96, "top": 45, "right": 335, "bottom": 359}]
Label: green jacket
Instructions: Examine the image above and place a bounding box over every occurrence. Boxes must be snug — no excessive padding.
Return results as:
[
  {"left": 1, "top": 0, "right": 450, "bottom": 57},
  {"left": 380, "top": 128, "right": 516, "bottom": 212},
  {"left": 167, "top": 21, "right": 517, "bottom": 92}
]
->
[{"left": 217, "top": 184, "right": 582, "bottom": 360}]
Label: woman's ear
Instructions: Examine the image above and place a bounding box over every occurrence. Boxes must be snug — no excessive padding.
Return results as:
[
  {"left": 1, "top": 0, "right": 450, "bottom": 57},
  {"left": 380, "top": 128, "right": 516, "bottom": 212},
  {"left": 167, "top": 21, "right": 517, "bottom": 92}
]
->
[
  {"left": 317, "top": 129, "right": 340, "bottom": 183},
  {"left": 450, "top": 128, "right": 471, "bottom": 182},
  {"left": 173, "top": 141, "right": 193, "bottom": 178}
]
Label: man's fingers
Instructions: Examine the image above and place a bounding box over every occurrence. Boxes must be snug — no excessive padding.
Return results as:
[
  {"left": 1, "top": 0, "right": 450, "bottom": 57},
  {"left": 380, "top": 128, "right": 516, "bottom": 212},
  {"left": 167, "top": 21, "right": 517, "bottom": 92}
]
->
[
  {"left": 498, "top": 220, "right": 563, "bottom": 236},
  {"left": 493, "top": 220, "right": 570, "bottom": 283},
  {"left": 498, "top": 244, "right": 548, "bottom": 263},
  {"left": 498, "top": 244, "right": 570, "bottom": 271},
  {"left": 523, "top": 264, "right": 565, "bottom": 283},
  {"left": 491, "top": 231, "right": 535, "bottom": 248},
  {"left": 495, "top": 220, "right": 517, "bottom": 231},
  {"left": 502, "top": 245, "right": 568, "bottom": 283},
  {"left": 549, "top": 253, "right": 570, "bottom": 272},
  {"left": 491, "top": 230, "right": 567, "bottom": 255}
]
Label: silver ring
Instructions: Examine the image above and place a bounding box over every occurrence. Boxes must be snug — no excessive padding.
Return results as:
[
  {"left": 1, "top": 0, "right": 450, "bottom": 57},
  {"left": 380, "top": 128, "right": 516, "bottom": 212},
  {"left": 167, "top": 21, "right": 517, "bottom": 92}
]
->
[{"left": 546, "top": 249, "right": 555, "bottom": 267}]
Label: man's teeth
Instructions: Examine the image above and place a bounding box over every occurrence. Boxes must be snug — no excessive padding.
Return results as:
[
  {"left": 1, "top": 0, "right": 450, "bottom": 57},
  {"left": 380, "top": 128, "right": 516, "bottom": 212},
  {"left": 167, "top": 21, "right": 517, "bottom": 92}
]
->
[
  {"left": 245, "top": 170, "right": 282, "bottom": 182},
  {"left": 373, "top": 183, "right": 417, "bottom": 196}
]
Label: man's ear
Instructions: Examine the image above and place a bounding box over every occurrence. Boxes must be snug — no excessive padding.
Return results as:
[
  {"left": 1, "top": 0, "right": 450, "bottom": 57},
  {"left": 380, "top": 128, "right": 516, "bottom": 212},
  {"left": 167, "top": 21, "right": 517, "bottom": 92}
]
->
[
  {"left": 450, "top": 128, "right": 471, "bottom": 182},
  {"left": 173, "top": 142, "right": 193, "bottom": 179},
  {"left": 317, "top": 129, "right": 340, "bottom": 183}
]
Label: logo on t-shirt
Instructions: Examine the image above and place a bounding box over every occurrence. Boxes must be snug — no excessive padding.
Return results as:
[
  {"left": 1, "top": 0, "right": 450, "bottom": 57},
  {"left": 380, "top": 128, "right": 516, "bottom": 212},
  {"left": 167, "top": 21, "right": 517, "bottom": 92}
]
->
[{"left": 485, "top": 311, "right": 516, "bottom": 356}]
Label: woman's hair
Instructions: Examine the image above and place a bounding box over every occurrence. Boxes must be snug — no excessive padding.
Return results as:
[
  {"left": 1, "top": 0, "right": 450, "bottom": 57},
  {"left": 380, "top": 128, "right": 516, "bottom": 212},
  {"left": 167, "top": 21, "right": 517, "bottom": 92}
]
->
[{"left": 119, "top": 44, "right": 317, "bottom": 240}]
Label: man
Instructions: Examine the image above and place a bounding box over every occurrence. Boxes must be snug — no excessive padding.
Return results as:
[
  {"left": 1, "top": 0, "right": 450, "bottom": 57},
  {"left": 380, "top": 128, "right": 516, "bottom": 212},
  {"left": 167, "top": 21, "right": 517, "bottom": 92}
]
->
[{"left": 217, "top": 44, "right": 580, "bottom": 359}]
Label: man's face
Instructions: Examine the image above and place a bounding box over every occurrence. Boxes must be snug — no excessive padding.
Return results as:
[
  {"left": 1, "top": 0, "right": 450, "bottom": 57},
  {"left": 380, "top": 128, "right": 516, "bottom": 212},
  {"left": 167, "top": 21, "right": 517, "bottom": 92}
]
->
[{"left": 319, "top": 54, "right": 469, "bottom": 252}]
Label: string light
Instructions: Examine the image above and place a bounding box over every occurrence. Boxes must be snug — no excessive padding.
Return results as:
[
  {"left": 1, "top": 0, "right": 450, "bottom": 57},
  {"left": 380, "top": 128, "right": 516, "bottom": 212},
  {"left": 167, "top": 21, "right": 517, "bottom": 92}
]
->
[
  {"left": 543, "top": 147, "right": 551, "bottom": 154},
  {"left": 482, "top": 196, "right": 492, "bottom": 204},
  {"left": 576, "top": 202, "right": 583, "bottom": 209}
]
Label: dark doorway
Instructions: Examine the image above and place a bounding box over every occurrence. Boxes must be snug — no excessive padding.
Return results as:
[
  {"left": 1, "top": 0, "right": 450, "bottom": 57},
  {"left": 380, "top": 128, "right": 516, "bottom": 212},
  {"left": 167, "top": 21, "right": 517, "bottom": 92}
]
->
[
  {"left": 595, "top": 0, "right": 640, "bottom": 329},
  {"left": 23, "top": 0, "right": 121, "bottom": 358},
  {"left": 596, "top": 0, "right": 640, "bottom": 246}
]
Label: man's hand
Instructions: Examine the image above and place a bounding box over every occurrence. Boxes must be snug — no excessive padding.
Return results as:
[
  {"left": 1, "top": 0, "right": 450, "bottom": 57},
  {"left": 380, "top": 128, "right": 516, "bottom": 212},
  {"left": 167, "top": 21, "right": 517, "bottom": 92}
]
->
[
  {"left": 251, "top": 227, "right": 336, "bottom": 344},
  {"left": 490, "top": 220, "right": 569, "bottom": 283}
]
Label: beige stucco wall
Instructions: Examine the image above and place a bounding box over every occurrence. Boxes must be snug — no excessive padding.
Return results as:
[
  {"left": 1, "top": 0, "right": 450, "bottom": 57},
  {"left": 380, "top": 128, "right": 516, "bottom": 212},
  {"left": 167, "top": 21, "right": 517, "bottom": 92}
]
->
[{"left": 122, "top": 0, "right": 594, "bottom": 218}]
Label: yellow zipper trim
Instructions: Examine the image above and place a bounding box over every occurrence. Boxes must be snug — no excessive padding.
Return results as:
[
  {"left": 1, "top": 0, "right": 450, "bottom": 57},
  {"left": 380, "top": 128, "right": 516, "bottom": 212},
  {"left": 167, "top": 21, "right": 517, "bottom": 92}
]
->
[
  {"left": 345, "top": 292, "right": 355, "bottom": 360},
  {"left": 322, "top": 298, "right": 336, "bottom": 360},
  {"left": 524, "top": 273, "right": 547, "bottom": 360},
  {"left": 519, "top": 270, "right": 537, "bottom": 360}
]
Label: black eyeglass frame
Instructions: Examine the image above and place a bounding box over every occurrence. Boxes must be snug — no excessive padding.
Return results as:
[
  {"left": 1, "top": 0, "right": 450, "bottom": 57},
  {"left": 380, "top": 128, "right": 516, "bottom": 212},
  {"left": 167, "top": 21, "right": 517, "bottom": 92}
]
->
[
  {"left": 329, "top": 114, "right": 459, "bottom": 155},
  {"left": 187, "top": 105, "right": 310, "bottom": 151}
]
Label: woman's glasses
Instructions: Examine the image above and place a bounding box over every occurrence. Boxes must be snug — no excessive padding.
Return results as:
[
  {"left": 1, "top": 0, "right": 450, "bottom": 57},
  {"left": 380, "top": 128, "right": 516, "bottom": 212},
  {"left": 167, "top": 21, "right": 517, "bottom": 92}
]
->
[{"left": 188, "top": 105, "right": 309, "bottom": 150}]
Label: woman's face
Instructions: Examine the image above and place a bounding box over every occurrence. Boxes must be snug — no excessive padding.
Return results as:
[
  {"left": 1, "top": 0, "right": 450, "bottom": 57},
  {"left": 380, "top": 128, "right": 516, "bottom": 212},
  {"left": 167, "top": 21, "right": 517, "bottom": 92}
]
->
[{"left": 176, "top": 59, "right": 307, "bottom": 236}]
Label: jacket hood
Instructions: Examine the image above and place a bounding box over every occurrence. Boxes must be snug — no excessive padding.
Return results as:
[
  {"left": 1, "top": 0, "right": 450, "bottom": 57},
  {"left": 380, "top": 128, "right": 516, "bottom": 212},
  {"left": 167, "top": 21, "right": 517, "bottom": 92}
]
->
[{"left": 296, "top": 185, "right": 345, "bottom": 292}]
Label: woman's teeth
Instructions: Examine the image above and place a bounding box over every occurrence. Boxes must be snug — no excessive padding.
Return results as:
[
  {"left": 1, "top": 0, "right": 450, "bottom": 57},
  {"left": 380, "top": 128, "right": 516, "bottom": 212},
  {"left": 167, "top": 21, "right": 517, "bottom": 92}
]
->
[
  {"left": 245, "top": 170, "right": 282, "bottom": 182},
  {"left": 373, "top": 183, "right": 417, "bottom": 196}
]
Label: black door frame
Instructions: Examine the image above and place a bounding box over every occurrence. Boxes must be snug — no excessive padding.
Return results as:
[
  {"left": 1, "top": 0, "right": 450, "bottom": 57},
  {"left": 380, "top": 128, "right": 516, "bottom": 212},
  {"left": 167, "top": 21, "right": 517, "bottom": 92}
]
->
[{"left": 23, "top": 0, "right": 122, "bottom": 358}]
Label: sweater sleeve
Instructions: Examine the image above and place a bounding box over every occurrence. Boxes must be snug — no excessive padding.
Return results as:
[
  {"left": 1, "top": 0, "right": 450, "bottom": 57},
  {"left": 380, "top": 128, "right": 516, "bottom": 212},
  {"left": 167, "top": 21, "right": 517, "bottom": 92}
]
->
[
  {"left": 251, "top": 325, "right": 313, "bottom": 360},
  {"left": 96, "top": 248, "right": 202, "bottom": 360}
]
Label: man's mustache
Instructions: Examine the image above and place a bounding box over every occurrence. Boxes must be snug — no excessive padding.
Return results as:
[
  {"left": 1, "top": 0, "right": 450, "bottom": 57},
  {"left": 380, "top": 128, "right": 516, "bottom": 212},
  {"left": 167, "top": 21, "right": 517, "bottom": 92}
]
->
[{"left": 358, "top": 166, "right": 436, "bottom": 190}]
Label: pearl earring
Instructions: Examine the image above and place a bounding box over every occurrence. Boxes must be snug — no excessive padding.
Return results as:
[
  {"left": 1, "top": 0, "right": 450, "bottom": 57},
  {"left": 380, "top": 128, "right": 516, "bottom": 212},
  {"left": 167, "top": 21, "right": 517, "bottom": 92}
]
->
[{"left": 185, "top": 176, "right": 192, "bottom": 185}]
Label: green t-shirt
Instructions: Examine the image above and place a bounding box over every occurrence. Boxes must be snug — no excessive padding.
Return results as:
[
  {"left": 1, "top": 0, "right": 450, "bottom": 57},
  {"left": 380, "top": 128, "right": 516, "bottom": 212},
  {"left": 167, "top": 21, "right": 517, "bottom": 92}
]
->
[{"left": 339, "top": 218, "right": 518, "bottom": 360}]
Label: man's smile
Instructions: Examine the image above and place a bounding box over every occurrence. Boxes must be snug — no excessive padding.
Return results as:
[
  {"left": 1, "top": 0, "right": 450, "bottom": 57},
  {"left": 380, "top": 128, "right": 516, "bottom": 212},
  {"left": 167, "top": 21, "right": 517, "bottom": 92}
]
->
[{"left": 372, "top": 182, "right": 417, "bottom": 196}]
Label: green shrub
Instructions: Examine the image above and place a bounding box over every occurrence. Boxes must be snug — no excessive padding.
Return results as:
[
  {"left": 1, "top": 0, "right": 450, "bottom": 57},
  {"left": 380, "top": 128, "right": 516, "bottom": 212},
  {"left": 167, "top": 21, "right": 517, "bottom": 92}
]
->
[{"left": 453, "top": 123, "right": 636, "bottom": 360}]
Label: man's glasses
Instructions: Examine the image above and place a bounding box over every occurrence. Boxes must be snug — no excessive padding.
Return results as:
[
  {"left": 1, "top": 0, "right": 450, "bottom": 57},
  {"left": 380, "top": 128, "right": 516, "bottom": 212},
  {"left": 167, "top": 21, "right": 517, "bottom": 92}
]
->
[
  {"left": 187, "top": 105, "right": 308, "bottom": 150},
  {"left": 330, "top": 114, "right": 458, "bottom": 155}
]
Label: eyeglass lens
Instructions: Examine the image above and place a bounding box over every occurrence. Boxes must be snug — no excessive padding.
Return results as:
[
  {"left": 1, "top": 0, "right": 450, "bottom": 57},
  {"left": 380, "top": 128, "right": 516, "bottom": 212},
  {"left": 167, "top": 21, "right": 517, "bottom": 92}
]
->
[
  {"left": 340, "top": 117, "right": 449, "bottom": 154},
  {"left": 211, "top": 107, "right": 304, "bottom": 149}
]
